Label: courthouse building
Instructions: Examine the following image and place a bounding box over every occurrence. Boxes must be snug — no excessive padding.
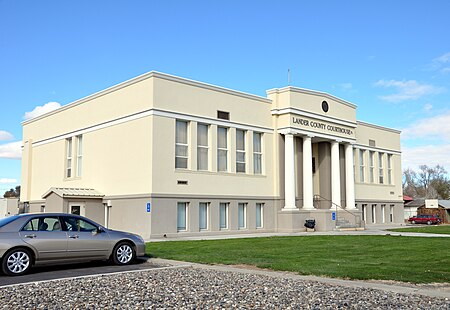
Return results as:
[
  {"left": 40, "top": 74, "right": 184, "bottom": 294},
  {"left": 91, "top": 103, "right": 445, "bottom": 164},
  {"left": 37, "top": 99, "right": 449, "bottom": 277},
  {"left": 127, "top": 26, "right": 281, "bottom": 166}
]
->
[{"left": 20, "top": 72, "right": 403, "bottom": 238}]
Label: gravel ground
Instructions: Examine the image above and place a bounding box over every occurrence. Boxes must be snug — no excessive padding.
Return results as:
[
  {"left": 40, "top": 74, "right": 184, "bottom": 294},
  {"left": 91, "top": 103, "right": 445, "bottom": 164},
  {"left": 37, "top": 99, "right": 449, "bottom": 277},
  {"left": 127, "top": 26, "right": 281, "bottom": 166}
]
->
[{"left": 1, "top": 266, "right": 449, "bottom": 309}]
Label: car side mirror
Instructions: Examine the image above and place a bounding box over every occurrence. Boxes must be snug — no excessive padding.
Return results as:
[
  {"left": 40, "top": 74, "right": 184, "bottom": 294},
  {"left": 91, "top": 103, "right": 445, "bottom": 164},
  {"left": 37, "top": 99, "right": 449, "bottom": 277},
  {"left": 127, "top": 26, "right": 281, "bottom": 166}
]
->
[{"left": 92, "top": 227, "right": 104, "bottom": 235}]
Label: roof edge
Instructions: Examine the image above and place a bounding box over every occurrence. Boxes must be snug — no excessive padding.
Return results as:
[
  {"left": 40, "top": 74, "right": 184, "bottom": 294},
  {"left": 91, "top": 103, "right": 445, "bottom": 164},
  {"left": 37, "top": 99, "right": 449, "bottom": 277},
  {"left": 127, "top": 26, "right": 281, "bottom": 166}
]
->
[
  {"left": 23, "top": 71, "right": 272, "bottom": 126},
  {"left": 266, "top": 86, "right": 357, "bottom": 109}
]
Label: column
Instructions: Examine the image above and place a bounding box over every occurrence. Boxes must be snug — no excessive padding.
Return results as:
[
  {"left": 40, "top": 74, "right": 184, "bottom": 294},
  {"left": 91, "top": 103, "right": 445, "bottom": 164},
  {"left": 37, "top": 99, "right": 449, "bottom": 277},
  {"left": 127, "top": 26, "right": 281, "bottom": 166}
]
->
[
  {"left": 283, "top": 134, "right": 297, "bottom": 210},
  {"left": 331, "top": 141, "right": 341, "bottom": 209},
  {"left": 302, "top": 136, "right": 314, "bottom": 209},
  {"left": 345, "top": 143, "right": 356, "bottom": 209}
]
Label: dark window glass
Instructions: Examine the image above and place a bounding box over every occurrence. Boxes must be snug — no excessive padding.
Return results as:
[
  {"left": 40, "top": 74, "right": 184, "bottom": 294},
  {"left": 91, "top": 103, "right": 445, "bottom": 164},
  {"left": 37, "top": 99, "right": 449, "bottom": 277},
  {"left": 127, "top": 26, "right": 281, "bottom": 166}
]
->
[{"left": 217, "top": 111, "right": 230, "bottom": 120}]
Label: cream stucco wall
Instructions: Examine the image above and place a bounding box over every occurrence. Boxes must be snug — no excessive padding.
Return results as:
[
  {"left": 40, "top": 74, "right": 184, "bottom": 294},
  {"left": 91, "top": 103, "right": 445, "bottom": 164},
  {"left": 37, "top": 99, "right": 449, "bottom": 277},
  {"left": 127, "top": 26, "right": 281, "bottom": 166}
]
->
[{"left": 20, "top": 70, "right": 404, "bottom": 235}]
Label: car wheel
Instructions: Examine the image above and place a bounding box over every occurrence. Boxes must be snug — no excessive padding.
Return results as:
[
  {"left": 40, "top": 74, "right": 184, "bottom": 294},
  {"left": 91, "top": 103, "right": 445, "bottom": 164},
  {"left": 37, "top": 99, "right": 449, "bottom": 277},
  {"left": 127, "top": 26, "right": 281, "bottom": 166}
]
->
[
  {"left": 112, "top": 242, "right": 135, "bottom": 265},
  {"left": 2, "top": 248, "right": 32, "bottom": 276},
  {"left": 411, "top": 220, "right": 416, "bottom": 224},
  {"left": 427, "top": 220, "right": 432, "bottom": 225}
]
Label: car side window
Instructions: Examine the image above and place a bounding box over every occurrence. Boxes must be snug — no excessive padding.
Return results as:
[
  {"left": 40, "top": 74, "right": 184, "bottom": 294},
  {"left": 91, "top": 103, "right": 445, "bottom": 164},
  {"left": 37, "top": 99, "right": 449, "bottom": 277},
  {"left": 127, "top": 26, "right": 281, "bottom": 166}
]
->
[
  {"left": 63, "top": 217, "right": 97, "bottom": 232},
  {"left": 22, "top": 217, "right": 62, "bottom": 231}
]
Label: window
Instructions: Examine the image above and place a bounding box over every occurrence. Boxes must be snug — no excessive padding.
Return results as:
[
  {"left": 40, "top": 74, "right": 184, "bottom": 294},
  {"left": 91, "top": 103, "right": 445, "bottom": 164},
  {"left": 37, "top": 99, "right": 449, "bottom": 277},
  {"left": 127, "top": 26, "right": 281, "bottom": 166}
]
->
[
  {"left": 253, "top": 133, "right": 263, "bottom": 174},
  {"left": 175, "top": 120, "right": 189, "bottom": 169},
  {"left": 177, "top": 202, "right": 188, "bottom": 231},
  {"left": 369, "top": 151, "right": 374, "bottom": 183},
  {"left": 217, "top": 111, "right": 229, "bottom": 120},
  {"left": 197, "top": 124, "right": 209, "bottom": 170},
  {"left": 199, "top": 202, "right": 208, "bottom": 230},
  {"left": 372, "top": 204, "right": 376, "bottom": 223},
  {"left": 236, "top": 129, "right": 246, "bottom": 173},
  {"left": 381, "top": 204, "right": 386, "bottom": 223},
  {"left": 76, "top": 135, "right": 83, "bottom": 177},
  {"left": 256, "top": 203, "right": 264, "bottom": 228},
  {"left": 378, "top": 153, "right": 384, "bottom": 184},
  {"left": 22, "top": 217, "right": 62, "bottom": 231},
  {"left": 359, "top": 149, "right": 365, "bottom": 182},
  {"left": 219, "top": 203, "right": 228, "bottom": 229},
  {"left": 389, "top": 205, "right": 394, "bottom": 222},
  {"left": 63, "top": 216, "right": 97, "bottom": 232},
  {"left": 217, "top": 127, "right": 228, "bottom": 172},
  {"left": 238, "top": 203, "right": 247, "bottom": 229},
  {"left": 361, "top": 204, "right": 367, "bottom": 221},
  {"left": 66, "top": 138, "right": 73, "bottom": 178},
  {"left": 387, "top": 154, "right": 393, "bottom": 184}
]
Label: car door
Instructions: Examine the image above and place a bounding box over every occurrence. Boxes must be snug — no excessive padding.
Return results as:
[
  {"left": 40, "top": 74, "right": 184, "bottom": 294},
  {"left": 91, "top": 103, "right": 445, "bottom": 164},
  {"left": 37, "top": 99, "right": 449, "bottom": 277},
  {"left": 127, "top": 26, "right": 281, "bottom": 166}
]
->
[
  {"left": 19, "top": 216, "right": 68, "bottom": 260},
  {"left": 62, "top": 216, "right": 111, "bottom": 259}
]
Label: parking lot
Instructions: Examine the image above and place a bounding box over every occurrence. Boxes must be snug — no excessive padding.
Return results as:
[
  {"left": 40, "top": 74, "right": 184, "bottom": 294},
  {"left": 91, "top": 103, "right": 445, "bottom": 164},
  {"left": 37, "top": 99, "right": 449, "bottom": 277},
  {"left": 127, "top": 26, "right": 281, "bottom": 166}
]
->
[{"left": 0, "top": 258, "right": 164, "bottom": 287}]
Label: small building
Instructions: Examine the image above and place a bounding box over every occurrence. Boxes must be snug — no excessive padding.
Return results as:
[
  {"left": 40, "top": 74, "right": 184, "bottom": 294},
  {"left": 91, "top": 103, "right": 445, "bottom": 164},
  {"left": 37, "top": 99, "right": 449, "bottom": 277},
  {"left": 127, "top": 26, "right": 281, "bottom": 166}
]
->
[
  {"left": 0, "top": 198, "right": 19, "bottom": 219},
  {"left": 404, "top": 196, "right": 421, "bottom": 220},
  {"left": 417, "top": 199, "right": 450, "bottom": 223},
  {"left": 20, "top": 71, "right": 404, "bottom": 238}
]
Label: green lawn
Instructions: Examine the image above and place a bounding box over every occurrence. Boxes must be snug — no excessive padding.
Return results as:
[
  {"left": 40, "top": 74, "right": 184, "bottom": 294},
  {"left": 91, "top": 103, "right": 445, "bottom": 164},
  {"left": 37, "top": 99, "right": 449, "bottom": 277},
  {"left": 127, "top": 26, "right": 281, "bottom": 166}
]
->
[
  {"left": 146, "top": 235, "right": 450, "bottom": 284},
  {"left": 387, "top": 225, "right": 450, "bottom": 235}
]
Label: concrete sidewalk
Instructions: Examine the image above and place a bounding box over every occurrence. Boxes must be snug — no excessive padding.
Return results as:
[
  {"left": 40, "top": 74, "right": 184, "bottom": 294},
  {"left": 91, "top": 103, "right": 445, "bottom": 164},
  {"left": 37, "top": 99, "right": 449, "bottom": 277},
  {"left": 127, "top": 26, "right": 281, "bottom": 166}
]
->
[{"left": 150, "top": 258, "right": 450, "bottom": 299}]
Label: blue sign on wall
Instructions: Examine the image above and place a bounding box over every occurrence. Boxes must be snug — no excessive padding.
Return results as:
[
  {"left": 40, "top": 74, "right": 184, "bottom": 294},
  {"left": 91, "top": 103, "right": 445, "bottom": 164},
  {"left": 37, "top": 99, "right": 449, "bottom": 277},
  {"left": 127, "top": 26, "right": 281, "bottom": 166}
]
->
[
  {"left": 331, "top": 212, "right": 336, "bottom": 221},
  {"left": 146, "top": 202, "right": 151, "bottom": 213}
]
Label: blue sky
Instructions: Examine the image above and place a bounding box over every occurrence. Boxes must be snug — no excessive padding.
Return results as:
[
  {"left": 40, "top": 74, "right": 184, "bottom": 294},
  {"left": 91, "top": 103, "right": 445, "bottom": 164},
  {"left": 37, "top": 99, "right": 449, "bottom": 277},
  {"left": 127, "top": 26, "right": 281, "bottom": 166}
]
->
[{"left": 1, "top": 0, "right": 450, "bottom": 193}]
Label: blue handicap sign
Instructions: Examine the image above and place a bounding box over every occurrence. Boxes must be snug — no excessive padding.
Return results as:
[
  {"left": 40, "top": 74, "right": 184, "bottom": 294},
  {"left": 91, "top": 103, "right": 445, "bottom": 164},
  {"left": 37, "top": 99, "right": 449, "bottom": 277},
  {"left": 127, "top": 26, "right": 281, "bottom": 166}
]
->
[
  {"left": 332, "top": 212, "right": 336, "bottom": 221},
  {"left": 146, "top": 202, "right": 151, "bottom": 213}
]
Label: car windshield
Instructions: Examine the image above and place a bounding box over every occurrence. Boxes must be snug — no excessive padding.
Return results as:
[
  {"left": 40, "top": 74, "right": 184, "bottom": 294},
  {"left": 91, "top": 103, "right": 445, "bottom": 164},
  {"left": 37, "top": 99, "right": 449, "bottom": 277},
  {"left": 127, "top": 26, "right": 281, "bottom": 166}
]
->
[{"left": 0, "top": 215, "right": 19, "bottom": 228}]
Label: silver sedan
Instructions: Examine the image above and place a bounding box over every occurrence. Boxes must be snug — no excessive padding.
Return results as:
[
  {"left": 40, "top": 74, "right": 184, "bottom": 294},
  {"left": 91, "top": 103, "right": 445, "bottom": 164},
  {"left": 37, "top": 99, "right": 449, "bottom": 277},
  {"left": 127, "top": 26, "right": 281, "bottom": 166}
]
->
[{"left": 0, "top": 213, "right": 146, "bottom": 276}]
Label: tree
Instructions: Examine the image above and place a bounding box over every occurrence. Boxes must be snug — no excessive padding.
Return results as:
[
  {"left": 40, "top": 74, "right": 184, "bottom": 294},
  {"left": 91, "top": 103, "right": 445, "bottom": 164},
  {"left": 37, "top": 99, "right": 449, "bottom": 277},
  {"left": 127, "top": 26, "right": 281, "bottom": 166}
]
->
[
  {"left": 403, "top": 165, "right": 450, "bottom": 199},
  {"left": 3, "top": 185, "right": 20, "bottom": 199}
]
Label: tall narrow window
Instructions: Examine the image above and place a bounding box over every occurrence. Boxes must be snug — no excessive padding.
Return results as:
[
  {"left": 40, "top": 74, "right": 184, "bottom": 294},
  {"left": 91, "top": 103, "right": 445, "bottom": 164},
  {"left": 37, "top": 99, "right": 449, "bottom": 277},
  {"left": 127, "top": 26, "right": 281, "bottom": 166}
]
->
[
  {"left": 76, "top": 135, "right": 83, "bottom": 177},
  {"left": 66, "top": 138, "right": 73, "bottom": 178},
  {"left": 217, "top": 127, "right": 228, "bottom": 172},
  {"left": 371, "top": 204, "right": 377, "bottom": 223},
  {"left": 361, "top": 204, "right": 367, "bottom": 221},
  {"left": 175, "top": 120, "right": 189, "bottom": 169},
  {"left": 369, "top": 151, "right": 374, "bottom": 183},
  {"left": 238, "top": 203, "right": 247, "bottom": 229},
  {"left": 199, "top": 202, "right": 208, "bottom": 230},
  {"left": 389, "top": 205, "right": 394, "bottom": 222},
  {"left": 236, "top": 130, "right": 246, "bottom": 173},
  {"left": 219, "top": 203, "right": 228, "bottom": 229},
  {"left": 253, "top": 132, "right": 262, "bottom": 174},
  {"left": 378, "top": 153, "right": 384, "bottom": 184},
  {"left": 256, "top": 203, "right": 264, "bottom": 228},
  {"left": 177, "top": 202, "right": 188, "bottom": 231},
  {"left": 197, "top": 124, "right": 209, "bottom": 170},
  {"left": 387, "top": 154, "right": 393, "bottom": 184},
  {"left": 359, "top": 149, "right": 365, "bottom": 182}
]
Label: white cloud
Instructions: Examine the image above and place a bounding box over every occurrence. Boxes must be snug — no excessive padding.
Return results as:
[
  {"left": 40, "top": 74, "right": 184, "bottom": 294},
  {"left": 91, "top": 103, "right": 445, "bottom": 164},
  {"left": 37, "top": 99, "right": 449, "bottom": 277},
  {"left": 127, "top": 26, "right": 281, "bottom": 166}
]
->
[
  {"left": 339, "top": 83, "right": 353, "bottom": 90},
  {"left": 431, "top": 52, "right": 450, "bottom": 74},
  {"left": 0, "top": 131, "right": 13, "bottom": 141},
  {"left": 423, "top": 103, "right": 433, "bottom": 111},
  {"left": 401, "top": 111, "right": 450, "bottom": 141},
  {"left": 23, "top": 102, "right": 61, "bottom": 120},
  {"left": 0, "top": 178, "right": 17, "bottom": 184},
  {"left": 374, "top": 79, "right": 444, "bottom": 102},
  {"left": 0, "top": 141, "right": 22, "bottom": 159},
  {"left": 434, "top": 52, "right": 450, "bottom": 64},
  {"left": 402, "top": 144, "right": 450, "bottom": 172}
]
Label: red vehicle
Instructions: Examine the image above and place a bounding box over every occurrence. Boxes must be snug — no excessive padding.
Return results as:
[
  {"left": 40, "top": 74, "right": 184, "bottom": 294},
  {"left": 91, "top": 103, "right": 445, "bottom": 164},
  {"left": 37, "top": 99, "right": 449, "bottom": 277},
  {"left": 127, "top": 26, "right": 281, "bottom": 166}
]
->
[{"left": 408, "top": 214, "right": 441, "bottom": 225}]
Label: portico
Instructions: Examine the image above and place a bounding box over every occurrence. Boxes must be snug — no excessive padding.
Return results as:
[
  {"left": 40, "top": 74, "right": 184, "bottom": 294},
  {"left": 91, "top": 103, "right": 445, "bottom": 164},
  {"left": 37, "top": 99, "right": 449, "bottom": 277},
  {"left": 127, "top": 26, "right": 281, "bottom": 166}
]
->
[{"left": 269, "top": 85, "right": 362, "bottom": 232}]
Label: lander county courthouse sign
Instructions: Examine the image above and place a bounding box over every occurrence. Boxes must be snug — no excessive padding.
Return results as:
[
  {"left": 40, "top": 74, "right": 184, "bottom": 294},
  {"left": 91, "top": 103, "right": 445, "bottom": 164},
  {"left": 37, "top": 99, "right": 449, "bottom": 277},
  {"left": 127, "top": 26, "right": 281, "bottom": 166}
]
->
[{"left": 292, "top": 117, "right": 354, "bottom": 136}]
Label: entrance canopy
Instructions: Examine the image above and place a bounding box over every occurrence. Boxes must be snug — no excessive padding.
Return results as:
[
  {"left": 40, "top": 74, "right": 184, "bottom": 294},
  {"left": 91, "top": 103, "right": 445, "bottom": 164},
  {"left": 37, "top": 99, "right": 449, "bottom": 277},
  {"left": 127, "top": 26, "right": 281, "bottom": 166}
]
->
[{"left": 42, "top": 187, "right": 104, "bottom": 199}]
